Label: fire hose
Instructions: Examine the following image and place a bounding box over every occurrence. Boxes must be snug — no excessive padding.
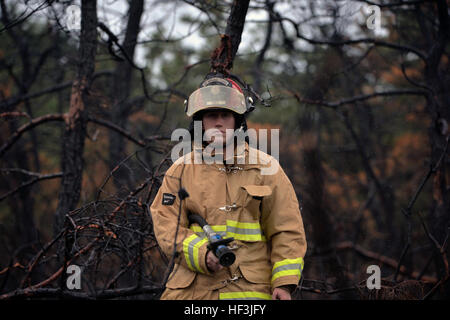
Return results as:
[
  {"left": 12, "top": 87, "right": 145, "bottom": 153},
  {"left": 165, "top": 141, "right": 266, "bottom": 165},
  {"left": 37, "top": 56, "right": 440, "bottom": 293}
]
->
[{"left": 187, "top": 213, "right": 236, "bottom": 267}]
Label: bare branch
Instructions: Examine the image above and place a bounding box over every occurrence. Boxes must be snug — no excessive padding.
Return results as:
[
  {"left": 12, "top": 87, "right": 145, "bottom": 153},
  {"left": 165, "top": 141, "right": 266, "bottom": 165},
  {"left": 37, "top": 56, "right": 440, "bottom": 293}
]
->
[
  {"left": 0, "top": 284, "right": 162, "bottom": 300},
  {"left": 0, "top": 171, "right": 63, "bottom": 202},
  {"left": 353, "top": 0, "right": 433, "bottom": 9},
  {"left": 0, "top": 70, "right": 113, "bottom": 111},
  {"left": 335, "top": 241, "right": 438, "bottom": 282},
  {"left": 88, "top": 116, "right": 145, "bottom": 147},
  {"left": 0, "top": 0, "right": 53, "bottom": 34},
  {"left": 0, "top": 113, "right": 65, "bottom": 158},
  {"left": 98, "top": 21, "right": 154, "bottom": 101},
  {"left": 291, "top": 89, "right": 428, "bottom": 109},
  {"left": 271, "top": 10, "right": 428, "bottom": 61}
]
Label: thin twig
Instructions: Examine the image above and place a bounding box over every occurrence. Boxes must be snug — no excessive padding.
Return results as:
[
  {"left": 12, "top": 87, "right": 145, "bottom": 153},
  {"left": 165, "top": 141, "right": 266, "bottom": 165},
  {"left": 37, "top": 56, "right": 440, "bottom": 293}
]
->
[{"left": 0, "top": 172, "right": 63, "bottom": 202}]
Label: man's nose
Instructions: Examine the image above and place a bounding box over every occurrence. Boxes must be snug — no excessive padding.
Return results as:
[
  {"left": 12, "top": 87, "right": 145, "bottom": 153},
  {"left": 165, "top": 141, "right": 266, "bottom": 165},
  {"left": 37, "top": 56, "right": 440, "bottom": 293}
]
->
[{"left": 215, "top": 117, "right": 224, "bottom": 127}]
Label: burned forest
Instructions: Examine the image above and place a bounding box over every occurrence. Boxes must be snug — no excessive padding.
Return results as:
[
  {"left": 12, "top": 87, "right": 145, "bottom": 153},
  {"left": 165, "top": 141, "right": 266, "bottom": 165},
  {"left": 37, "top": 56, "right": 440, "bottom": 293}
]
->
[{"left": 0, "top": 0, "right": 449, "bottom": 301}]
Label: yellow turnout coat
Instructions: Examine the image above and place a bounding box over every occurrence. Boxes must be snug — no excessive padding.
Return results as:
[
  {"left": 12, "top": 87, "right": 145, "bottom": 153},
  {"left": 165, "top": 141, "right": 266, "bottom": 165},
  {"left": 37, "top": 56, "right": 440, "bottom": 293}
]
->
[{"left": 150, "top": 142, "right": 307, "bottom": 300}]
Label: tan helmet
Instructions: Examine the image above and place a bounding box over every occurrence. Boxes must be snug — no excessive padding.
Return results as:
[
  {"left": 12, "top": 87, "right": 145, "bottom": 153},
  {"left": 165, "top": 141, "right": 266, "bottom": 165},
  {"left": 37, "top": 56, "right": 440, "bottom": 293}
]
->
[{"left": 184, "top": 77, "right": 248, "bottom": 117}]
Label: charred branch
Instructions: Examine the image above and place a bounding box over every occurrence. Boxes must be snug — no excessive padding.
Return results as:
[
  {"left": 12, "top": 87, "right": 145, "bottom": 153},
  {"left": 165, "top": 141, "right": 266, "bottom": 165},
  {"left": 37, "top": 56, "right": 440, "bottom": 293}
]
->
[{"left": 210, "top": 0, "right": 250, "bottom": 73}]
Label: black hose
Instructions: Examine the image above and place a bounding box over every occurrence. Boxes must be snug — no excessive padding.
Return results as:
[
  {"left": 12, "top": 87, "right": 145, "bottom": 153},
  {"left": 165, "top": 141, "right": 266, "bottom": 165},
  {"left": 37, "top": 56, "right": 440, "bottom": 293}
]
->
[{"left": 187, "top": 213, "right": 207, "bottom": 228}]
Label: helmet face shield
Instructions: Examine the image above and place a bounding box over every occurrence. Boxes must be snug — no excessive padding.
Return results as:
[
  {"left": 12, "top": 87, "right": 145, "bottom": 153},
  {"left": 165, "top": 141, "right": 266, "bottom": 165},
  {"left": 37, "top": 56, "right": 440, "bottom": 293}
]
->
[{"left": 186, "top": 86, "right": 246, "bottom": 117}]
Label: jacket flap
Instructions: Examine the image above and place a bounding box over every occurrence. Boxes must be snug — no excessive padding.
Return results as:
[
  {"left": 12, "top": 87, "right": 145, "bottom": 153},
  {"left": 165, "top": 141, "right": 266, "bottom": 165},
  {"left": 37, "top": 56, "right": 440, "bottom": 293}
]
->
[
  {"left": 242, "top": 185, "right": 272, "bottom": 197},
  {"left": 165, "top": 264, "right": 196, "bottom": 289},
  {"left": 239, "top": 264, "right": 271, "bottom": 284}
]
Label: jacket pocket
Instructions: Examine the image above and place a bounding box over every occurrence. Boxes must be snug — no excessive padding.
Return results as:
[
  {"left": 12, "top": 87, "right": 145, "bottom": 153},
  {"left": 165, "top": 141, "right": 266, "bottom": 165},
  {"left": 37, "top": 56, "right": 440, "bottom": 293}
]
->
[
  {"left": 240, "top": 185, "right": 272, "bottom": 220},
  {"left": 241, "top": 185, "right": 272, "bottom": 199},
  {"left": 165, "top": 264, "right": 196, "bottom": 289}
]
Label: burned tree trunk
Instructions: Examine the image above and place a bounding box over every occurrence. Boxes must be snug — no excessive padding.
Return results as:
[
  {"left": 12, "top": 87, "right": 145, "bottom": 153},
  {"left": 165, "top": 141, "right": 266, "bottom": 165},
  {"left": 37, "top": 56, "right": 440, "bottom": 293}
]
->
[
  {"left": 108, "top": 0, "right": 145, "bottom": 191},
  {"left": 0, "top": 0, "right": 57, "bottom": 249},
  {"left": 299, "top": 74, "right": 352, "bottom": 298},
  {"left": 210, "top": 0, "right": 250, "bottom": 73},
  {"left": 421, "top": 0, "right": 450, "bottom": 291},
  {"left": 54, "top": 0, "right": 98, "bottom": 233}
]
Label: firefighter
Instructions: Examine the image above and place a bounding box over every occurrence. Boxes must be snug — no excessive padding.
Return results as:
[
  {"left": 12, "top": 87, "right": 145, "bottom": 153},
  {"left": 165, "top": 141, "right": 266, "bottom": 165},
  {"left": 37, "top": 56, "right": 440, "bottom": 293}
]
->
[{"left": 150, "top": 73, "right": 307, "bottom": 300}]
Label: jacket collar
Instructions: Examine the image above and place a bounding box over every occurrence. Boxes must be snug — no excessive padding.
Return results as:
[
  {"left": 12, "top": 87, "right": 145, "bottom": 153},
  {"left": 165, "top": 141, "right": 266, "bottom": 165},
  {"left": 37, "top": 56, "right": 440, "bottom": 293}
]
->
[{"left": 192, "top": 140, "right": 248, "bottom": 165}]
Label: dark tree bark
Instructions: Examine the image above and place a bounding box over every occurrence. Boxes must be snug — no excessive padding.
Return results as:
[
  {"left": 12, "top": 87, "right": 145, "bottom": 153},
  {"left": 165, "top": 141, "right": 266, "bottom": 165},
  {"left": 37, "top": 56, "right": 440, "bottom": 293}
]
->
[
  {"left": 299, "top": 67, "right": 352, "bottom": 298},
  {"left": 0, "top": 0, "right": 49, "bottom": 248},
  {"left": 108, "top": 0, "right": 145, "bottom": 191},
  {"left": 54, "top": 0, "right": 98, "bottom": 233},
  {"left": 279, "top": 0, "right": 449, "bottom": 297},
  {"left": 252, "top": 0, "right": 274, "bottom": 92},
  {"left": 210, "top": 0, "right": 250, "bottom": 73},
  {"left": 331, "top": 40, "right": 397, "bottom": 251},
  {"left": 420, "top": 0, "right": 450, "bottom": 288}
]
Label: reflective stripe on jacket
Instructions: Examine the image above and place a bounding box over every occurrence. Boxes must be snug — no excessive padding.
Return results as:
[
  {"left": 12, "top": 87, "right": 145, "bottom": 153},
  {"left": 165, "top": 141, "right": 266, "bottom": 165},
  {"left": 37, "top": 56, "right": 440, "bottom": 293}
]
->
[{"left": 150, "top": 142, "right": 307, "bottom": 298}]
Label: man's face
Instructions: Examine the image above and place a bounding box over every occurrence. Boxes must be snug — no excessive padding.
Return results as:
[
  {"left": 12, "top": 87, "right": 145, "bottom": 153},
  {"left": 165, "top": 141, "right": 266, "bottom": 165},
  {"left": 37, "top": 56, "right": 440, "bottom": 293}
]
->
[{"left": 202, "top": 110, "right": 236, "bottom": 146}]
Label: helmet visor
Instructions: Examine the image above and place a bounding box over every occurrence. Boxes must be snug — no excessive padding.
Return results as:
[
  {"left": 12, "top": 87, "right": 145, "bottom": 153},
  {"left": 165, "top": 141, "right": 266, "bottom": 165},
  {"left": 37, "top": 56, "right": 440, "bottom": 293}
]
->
[{"left": 186, "top": 86, "right": 246, "bottom": 117}]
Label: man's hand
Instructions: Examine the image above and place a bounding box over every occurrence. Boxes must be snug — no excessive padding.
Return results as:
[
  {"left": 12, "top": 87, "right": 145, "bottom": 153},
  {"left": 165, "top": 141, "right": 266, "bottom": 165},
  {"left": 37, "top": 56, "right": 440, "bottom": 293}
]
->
[
  {"left": 206, "top": 250, "right": 223, "bottom": 273},
  {"left": 272, "top": 287, "right": 291, "bottom": 300}
]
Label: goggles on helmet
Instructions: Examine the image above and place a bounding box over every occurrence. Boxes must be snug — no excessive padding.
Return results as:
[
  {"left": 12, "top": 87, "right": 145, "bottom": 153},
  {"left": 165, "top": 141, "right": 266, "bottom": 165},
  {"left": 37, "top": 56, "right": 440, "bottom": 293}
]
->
[{"left": 185, "top": 85, "right": 247, "bottom": 117}]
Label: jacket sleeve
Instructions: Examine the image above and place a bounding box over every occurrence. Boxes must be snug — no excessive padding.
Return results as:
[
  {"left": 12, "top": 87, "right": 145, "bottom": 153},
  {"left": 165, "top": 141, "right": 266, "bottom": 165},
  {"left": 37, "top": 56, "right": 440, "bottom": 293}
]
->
[
  {"left": 261, "top": 159, "right": 307, "bottom": 291},
  {"left": 150, "top": 162, "right": 210, "bottom": 275}
]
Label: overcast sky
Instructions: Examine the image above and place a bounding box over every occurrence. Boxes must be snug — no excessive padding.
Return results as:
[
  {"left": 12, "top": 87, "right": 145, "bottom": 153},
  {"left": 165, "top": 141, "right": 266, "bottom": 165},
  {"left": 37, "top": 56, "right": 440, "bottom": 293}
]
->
[{"left": 9, "top": 0, "right": 387, "bottom": 83}]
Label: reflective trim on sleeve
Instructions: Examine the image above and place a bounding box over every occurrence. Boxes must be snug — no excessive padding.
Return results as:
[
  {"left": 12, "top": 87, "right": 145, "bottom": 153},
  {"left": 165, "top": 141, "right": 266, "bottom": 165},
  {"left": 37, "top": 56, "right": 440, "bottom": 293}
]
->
[
  {"left": 219, "top": 291, "right": 272, "bottom": 300},
  {"left": 182, "top": 234, "right": 208, "bottom": 273},
  {"left": 271, "top": 257, "right": 304, "bottom": 283}
]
